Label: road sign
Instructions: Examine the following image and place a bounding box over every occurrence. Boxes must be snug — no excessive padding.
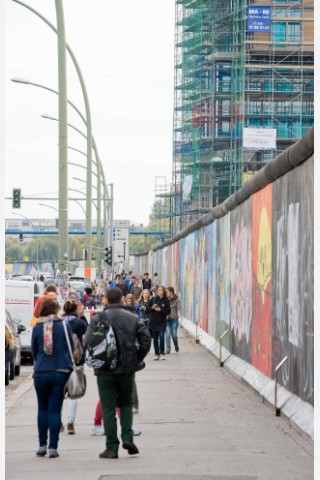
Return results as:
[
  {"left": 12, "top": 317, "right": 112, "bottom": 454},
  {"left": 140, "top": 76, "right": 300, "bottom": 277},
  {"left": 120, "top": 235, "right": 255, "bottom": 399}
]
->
[{"left": 112, "top": 220, "right": 130, "bottom": 271}]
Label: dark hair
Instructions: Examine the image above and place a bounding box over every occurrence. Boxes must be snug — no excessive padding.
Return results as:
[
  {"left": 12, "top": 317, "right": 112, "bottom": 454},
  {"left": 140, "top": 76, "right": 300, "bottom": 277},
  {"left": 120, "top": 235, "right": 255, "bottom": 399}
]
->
[
  {"left": 63, "top": 299, "right": 78, "bottom": 314},
  {"left": 85, "top": 287, "right": 93, "bottom": 295},
  {"left": 167, "top": 286, "right": 174, "bottom": 294},
  {"left": 45, "top": 284, "right": 57, "bottom": 294},
  {"left": 106, "top": 287, "right": 123, "bottom": 304},
  {"left": 39, "top": 298, "right": 60, "bottom": 317},
  {"left": 144, "top": 272, "right": 149, "bottom": 276},
  {"left": 157, "top": 285, "right": 167, "bottom": 297}
]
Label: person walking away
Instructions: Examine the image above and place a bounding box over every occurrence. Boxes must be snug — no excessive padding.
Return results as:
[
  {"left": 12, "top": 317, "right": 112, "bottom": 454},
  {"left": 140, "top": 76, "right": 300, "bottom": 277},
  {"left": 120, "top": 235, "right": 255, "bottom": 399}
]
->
[
  {"left": 123, "top": 294, "right": 140, "bottom": 414},
  {"left": 148, "top": 285, "right": 171, "bottom": 360},
  {"left": 84, "top": 287, "right": 151, "bottom": 459},
  {"left": 165, "top": 286, "right": 181, "bottom": 354},
  {"left": 30, "top": 284, "right": 58, "bottom": 327},
  {"left": 60, "top": 299, "right": 87, "bottom": 434},
  {"left": 81, "top": 287, "right": 97, "bottom": 309},
  {"left": 116, "top": 277, "right": 129, "bottom": 297},
  {"left": 31, "top": 297, "right": 74, "bottom": 458}
]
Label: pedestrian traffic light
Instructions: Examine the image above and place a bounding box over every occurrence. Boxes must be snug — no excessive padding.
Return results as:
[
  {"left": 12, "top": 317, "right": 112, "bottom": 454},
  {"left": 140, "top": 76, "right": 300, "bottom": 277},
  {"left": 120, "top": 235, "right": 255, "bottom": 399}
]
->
[
  {"left": 12, "top": 188, "right": 21, "bottom": 209},
  {"left": 19, "top": 233, "right": 23, "bottom": 242},
  {"left": 104, "top": 247, "right": 112, "bottom": 266}
]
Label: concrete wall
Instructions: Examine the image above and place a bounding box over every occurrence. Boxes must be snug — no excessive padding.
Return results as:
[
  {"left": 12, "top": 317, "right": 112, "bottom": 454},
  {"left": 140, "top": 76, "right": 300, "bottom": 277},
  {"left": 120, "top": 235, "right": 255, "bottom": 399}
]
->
[{"left": 132, "top": 131, "right": 314, "bottom": 410}]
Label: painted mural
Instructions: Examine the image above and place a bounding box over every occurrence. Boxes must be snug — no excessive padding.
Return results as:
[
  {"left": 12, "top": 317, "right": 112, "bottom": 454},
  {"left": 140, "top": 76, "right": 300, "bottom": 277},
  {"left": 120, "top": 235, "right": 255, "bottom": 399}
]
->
[
  {"left": 272, "top": 159, "right": 314, "bottom": 404},
  {"left": 131, "top": 156, "right": 313, "bottom": 406},
  {"left": 230, "top": 199, "right": 252, "bottom": 363},
  {"left": 251, "top": 184, "right": 272, "bottom": 377}
]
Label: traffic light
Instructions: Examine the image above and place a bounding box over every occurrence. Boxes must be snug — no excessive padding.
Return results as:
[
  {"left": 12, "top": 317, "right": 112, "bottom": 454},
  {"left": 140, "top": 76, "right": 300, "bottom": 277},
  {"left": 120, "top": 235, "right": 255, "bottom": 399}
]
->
[
  {"left": 12, "top": 188, "right": 21, "bottom": 209},
  {"left": 19, "top": 233, "right": 24, "bottom": 242},
  {"left": 104, "top": 247, "right": 112, "bottom": 266}
]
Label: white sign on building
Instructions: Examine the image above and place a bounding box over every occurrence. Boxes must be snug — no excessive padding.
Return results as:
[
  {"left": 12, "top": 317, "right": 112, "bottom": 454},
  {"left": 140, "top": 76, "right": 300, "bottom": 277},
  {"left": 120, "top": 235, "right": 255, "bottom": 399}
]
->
[
  {"left": 112, "top": 220, "right": 130, "bottom": 272},
  {"left": 243, "top": 127, "right": 277, "bottom": 150}
]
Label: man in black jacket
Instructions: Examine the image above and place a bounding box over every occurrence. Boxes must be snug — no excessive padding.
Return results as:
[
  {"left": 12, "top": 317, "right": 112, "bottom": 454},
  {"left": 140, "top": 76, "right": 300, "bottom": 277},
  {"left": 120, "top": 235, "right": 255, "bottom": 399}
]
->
[{"left": 84, "top": 287, "right": 151, "bottom": 459}]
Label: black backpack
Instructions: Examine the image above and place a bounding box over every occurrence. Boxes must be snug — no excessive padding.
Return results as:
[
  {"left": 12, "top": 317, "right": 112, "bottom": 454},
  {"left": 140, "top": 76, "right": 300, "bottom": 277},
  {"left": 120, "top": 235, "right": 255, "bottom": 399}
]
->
[{"left": 85, "top": 313, "right": 118, "bottom": 371}]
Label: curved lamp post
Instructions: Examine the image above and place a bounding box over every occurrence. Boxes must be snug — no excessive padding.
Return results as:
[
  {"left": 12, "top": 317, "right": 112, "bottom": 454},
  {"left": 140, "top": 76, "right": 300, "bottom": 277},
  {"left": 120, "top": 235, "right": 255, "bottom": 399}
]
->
[
  {"left": 12, "top": 211, "right": 39, "bottom": 276},
  {"left": 12, "top": 0, "right": 93, "bottom": 280},
  {"left": 41, "top": 114, "right": 103, "bottom": 269},
  {"left": 11, "top": 77, "right": 109, "bottom": 272}
]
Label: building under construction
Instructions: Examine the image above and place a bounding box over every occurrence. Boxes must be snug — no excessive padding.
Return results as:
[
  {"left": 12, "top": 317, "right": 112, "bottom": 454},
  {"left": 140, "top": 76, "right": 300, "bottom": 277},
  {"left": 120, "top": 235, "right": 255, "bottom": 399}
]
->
[{"left": 157, "top": 0, "right": 314, "bottom": 235}]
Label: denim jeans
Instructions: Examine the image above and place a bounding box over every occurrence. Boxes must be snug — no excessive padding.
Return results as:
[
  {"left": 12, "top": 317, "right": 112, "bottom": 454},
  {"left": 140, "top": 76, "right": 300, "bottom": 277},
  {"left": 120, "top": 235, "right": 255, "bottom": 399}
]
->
[
  {"left": 97, "top": 374, "right": 134, "bottom": 452},
  {"left": 152, "top": 329, "right": 165, "bottom": 355},
  {"left": 166, "top": 319, "right": 179, "bottom": 350},
  {"left": 34, "top": 371, "right": 70, "bottom": 449}
]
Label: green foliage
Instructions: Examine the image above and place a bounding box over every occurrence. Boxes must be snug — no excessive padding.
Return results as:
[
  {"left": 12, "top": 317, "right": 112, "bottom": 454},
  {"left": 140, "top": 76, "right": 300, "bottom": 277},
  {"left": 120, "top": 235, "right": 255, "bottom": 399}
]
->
[{"left": 129, "top": 198, "right": 171, "bottom": 254}]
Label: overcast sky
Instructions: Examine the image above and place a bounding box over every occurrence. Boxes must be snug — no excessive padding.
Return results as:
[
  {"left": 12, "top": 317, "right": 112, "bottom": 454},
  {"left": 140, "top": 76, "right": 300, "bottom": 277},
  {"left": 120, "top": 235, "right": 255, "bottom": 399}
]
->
[{"left": 5, "top": 0, "right": 175, "bottom": 226}]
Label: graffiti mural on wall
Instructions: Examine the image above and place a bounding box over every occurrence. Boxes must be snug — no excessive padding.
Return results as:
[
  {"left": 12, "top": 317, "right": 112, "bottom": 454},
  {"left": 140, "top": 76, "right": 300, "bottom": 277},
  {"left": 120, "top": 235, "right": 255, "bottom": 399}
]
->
[
  {"left": 230, "top": 200, "right": 252, "bottom": 363},
  {"left": 251, "top": 184, "right": 272, "bottom": 377},
  {"left": 272, "top": 159, "right": 314, "bottom": 404},
  {"left": 132, "top": 156, "right": 313, "bottom": 407}
]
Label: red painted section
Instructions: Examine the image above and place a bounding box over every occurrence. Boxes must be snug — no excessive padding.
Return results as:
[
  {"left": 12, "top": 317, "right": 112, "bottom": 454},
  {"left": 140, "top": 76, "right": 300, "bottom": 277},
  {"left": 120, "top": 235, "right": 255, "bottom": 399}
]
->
[{"left": 251, "top": 184, "right": 272, "bottom": 377}]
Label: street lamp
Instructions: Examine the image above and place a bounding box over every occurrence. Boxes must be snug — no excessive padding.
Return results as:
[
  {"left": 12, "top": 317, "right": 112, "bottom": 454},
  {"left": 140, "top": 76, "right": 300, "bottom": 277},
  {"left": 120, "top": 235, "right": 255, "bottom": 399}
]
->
[
  {"left": 12, "top": 0, "right": 94, "bottom": 280},
  {"left": 42, "top": 114, "right": 104, "bottom": 270},
  {"left": 12, "top": 212, "right": 39, "bottom": 277},
  {"left": 11, "top": 76, "right": 109, "bottom": 271}
]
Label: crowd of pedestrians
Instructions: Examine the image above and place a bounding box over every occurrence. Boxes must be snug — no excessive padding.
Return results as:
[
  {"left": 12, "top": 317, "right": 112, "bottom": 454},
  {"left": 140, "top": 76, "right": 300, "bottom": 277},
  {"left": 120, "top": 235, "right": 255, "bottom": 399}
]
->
[{"left": 29, "top": 271, "right": 182, "bottom": 460}]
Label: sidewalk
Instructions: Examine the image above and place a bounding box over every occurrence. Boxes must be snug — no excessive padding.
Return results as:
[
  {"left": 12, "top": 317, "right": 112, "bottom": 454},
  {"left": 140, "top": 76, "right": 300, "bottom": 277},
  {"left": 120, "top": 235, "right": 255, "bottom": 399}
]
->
[{"left": 6, "top": 326, "right": 313, "bottom": 480}]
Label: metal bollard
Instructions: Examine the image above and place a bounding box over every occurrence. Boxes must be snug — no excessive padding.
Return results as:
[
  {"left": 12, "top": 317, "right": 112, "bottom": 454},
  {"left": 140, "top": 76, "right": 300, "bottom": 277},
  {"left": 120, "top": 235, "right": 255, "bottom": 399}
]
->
[
  {"left": 274, "top": 356, "right": 288, "bottom": 416},
  {"left": 219, "top": 329, "right": 229, "bottom": 367}
]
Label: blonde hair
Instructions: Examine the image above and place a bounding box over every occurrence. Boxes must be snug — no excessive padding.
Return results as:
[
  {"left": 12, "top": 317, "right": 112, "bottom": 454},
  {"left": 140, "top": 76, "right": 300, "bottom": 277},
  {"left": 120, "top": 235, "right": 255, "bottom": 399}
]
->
[
  {"left": 139, "top": 289, "right": 151, "bottom": 301},
  {"left": 5, "top": 324, "right": 15, "bottom": 349}
]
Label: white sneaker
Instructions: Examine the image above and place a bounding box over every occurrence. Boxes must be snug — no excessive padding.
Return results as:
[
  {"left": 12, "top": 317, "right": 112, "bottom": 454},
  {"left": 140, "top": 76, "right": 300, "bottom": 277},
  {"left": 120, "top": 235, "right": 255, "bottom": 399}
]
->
[
  {"left": 154, "top": 355, "right": 160, "bottom": 360},
  {"left": 91, "top": 425, "right": 105, "bottom": 436},
  {"left": 160, "top": 354, "right": 165, "bottom": 360},
  {"left": 132, "top": 427, "right": 142, "bottom": 436},
  {"left": 132, "top": 407, "right": 139, "bottom": 414}
]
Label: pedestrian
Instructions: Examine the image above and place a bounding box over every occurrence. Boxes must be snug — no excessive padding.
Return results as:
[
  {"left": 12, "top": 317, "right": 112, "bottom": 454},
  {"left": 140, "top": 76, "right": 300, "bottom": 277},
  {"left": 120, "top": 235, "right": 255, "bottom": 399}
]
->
[
  {"left": 138, "top": 289, "right": 152, "bottom": 329},
  {"left": 66, "top": 284, "right": 80, "bottom": 301},
  {"left": 141, "top": 272, "right": 152, "bottom": 291},
  {"left": 90, "top": 399, "right": 142, "bottom": 436},
  {"left": 124, "top": 293, "right": 140, "bottom": 315},
  {"left": 30, "top": 284, "right": 58, "bottom": 327},
  {"left": 60, "top": 299, "right": 88, "bottom": 434},
  {"left": 131, "top": 276, "right": 142, "bottom": 301},
  {"left": 148, "top": 285, "right": 171, "bottom": 361},
  {"left": 116, "top": 276, "right": 129, "bottom": 297},
  {"left": 165, "top": 286, "right": 181, "bottom": 354},
  {"left": 81, "top": 287, "right": 97, "bottom": 309},
  {"left": 31, "top": 297, "right": 74, "bottom": 458},
  {"left": 84, "top": 287, "right": 151, "bottom": 459}
]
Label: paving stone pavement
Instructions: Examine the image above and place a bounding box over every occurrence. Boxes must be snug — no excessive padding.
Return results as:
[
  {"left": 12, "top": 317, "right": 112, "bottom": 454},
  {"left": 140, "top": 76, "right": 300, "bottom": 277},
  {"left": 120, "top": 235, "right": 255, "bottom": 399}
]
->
[{"left": 5, "top": 326, "right": 313, "bottom": 480}]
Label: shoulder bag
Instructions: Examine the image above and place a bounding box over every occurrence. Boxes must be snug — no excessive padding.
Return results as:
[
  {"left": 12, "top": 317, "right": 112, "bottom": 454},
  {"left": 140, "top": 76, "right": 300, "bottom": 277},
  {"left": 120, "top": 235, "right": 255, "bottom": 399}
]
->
[{"left": 62, "top": 321, "right": 87, "bottom": 400}]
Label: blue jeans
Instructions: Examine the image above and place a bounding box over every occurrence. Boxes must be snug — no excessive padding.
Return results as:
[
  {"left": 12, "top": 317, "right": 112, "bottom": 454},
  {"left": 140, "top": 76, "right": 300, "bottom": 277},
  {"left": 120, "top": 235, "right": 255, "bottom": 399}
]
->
[
  {"left": 166, "top": 319, "right": 179, "bottom": 351},
  {"left": 34, "top": 371, "right": 70, "bottom": 449},
  {"left": 152, "top": 330, "right": 165, "bottom": 355}
]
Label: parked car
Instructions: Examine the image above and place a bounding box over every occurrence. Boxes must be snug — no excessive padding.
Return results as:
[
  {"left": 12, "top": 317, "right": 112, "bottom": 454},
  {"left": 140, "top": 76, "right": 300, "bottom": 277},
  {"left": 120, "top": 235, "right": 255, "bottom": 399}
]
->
[
  {"left": 69, "top": 276, "right": 85, "bottom": 296},
  {"left": 5, "top": 310, "right": 26, "bottom": 385},
  {"left": 43, "top": 276, "right": 55, "bottom": 287}
]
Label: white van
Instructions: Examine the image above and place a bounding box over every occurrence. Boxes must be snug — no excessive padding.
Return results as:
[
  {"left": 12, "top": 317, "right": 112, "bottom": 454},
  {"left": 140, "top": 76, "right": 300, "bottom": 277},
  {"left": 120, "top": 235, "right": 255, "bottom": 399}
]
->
[{"left": 5, "top": 280, "right": 36, "bottom": 360}]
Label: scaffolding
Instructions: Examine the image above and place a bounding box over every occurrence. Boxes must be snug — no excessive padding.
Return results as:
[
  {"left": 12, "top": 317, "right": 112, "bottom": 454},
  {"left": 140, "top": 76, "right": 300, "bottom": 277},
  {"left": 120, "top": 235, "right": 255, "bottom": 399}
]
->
[{"left": 169, "top": 0, "right": 314, "bottom": 235}]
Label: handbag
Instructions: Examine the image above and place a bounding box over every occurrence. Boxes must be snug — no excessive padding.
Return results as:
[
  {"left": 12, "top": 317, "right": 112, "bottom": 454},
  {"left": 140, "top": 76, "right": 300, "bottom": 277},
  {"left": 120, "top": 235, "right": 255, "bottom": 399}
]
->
[{"left": 62, "top": 321, "right": 87, "bottom": 400}]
